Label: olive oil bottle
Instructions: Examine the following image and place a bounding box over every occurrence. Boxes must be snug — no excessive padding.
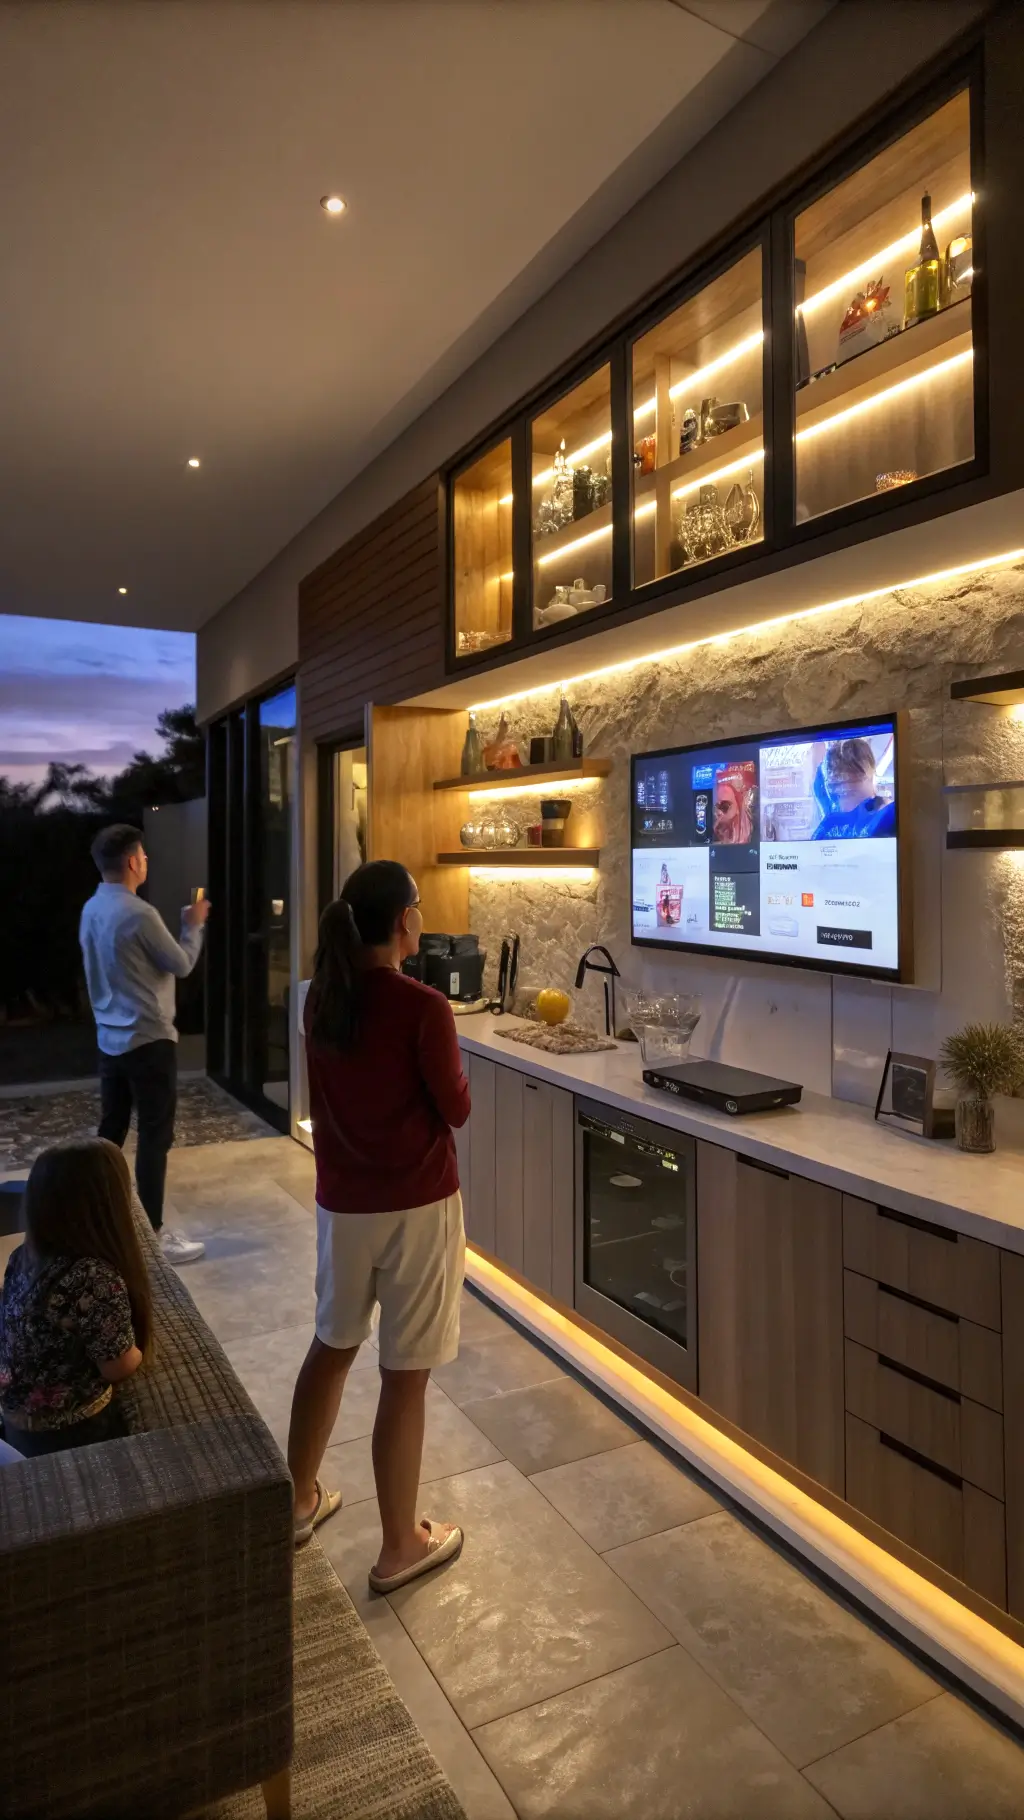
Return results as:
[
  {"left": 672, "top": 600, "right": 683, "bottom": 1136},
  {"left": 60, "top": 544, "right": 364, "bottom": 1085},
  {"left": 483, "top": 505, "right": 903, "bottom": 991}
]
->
[{"left": 903, "top": 193, "right": 942, "bottom": 328}]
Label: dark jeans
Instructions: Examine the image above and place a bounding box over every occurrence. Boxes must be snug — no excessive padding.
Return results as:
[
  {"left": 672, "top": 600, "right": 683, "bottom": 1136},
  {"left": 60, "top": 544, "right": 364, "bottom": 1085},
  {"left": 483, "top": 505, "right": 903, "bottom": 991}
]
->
[
  {"left": 98, "top": 1038, "right": 177, "bottom": 1230},
  {"left": 2, "top": 1397, "right": 126, "bottom": 1457}
]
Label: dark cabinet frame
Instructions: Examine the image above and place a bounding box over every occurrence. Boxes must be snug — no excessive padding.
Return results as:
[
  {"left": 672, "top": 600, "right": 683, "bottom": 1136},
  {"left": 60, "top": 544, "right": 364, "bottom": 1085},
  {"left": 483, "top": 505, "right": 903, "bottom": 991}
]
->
[{"left": 444, "top": 39, "right": 1003, "bottom": 683}]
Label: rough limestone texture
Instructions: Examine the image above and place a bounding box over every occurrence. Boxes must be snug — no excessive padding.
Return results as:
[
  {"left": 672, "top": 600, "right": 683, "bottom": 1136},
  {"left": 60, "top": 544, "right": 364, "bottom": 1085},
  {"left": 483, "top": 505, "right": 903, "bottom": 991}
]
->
[{"left": 470, "top": 561, "right": 1024, "bottom": 1114}]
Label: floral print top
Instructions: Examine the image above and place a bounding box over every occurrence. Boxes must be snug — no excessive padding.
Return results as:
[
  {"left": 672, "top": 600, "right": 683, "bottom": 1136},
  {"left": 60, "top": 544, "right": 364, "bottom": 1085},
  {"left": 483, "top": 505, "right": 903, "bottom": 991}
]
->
[{"left": 0, "top": 1247, "right": 135, "bottom": 1430}]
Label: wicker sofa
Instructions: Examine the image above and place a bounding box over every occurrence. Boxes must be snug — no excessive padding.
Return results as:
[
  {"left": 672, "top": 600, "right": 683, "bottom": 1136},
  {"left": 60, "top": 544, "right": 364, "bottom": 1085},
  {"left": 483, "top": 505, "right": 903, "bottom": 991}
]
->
[{"left": 0, "top": 1209, "right": 294, "bottom": 1820}]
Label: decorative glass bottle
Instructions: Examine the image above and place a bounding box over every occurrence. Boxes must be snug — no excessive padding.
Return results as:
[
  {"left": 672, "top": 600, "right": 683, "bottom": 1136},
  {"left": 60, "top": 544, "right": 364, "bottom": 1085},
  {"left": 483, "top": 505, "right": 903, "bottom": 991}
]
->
[
  {"left": 552, "top": 691, "right": 575, "bottom": 763},
  {"left": 903, "top": 193, "right": 941, "bottom": 328},
  {"left": 460, "top": 712, "right": 483, "bottom": 777}
]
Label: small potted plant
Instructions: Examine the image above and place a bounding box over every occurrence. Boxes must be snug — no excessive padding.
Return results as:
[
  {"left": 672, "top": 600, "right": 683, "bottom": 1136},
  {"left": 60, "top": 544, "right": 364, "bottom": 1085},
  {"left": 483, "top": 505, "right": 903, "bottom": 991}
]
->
[{"left": 939, "top": 1022, "right": 1024, "bottom": 1153}]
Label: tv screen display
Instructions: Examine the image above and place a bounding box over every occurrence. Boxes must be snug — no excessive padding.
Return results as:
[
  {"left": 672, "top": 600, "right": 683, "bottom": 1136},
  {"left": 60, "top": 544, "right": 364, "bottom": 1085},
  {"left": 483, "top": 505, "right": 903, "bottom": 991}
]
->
[{"left": 631, "top": 714, "right": 906, "bottom": 980}]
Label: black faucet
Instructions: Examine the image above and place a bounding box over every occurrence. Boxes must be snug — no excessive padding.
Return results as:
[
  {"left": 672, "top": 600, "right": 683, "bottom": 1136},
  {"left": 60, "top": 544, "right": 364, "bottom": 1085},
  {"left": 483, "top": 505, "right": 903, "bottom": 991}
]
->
[{"left": 574, "top": 944, "right": 621, "bottom": 1038}]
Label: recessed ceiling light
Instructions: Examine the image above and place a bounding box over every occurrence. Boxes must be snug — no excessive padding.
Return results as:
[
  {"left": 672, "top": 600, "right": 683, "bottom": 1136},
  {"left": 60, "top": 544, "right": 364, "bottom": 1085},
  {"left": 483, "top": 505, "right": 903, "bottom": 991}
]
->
[
  {"left": 118, "top": 586, "right": 128, "bottom": 595},
  {"left": 320, "top": 194, "right": 346, "bottom": 216},
  {"left": 187, "top": 457, "right": 201, "bottom": 468}
]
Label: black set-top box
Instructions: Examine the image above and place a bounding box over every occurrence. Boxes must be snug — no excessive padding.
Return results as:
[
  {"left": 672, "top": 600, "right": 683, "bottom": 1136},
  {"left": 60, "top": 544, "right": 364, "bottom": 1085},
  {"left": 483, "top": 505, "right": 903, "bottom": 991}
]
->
[{"left": 642, "top": 1059, "right": 803, "bottom": 1116}]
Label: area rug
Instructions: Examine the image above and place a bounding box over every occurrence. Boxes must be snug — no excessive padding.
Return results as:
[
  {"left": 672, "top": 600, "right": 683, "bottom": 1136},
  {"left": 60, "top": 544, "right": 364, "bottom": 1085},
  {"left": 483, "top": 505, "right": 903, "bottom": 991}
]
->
[
  {"left": 0, "top": 1077, "right": 276, "bottom": 1173},
  {"left": 201, "top": 1539, "right": 466, "bottom": 1820}
]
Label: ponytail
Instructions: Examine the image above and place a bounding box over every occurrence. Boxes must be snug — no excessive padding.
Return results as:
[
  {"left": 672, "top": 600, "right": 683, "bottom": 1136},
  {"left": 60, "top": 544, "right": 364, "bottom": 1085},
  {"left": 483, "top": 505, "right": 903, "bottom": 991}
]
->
[{"left": 307, "top": 860, "right": 418, "bottom": 1049}]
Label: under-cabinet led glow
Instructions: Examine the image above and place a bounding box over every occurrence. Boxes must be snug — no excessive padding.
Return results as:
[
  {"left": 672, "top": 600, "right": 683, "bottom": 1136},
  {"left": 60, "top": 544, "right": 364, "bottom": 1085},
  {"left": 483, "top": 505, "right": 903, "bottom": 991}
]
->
[
  {"left": 298, "top": 1117, "right": 313, "bottom": 1132},
  {"left": 633, "top": 329, "right": 765, "bottom": 422},
  {"left": 469, "top": 866, "right": 595, "bottom": 880},
  {"left": 798, "top": 193, "right": 974, "bottom": 319},
  {"left": 795, "top": 347, "right": 972, "bottom": 443},
  {"left": 535, "top": 522, "right": 612, "bottom": 567},
  {"left": 466, "top": 776, "right": 598, "bottom": 799},
  {"left": 469, "top": 546, "right": 1024, "bottom": 712},
  {"left": 498, "top": 493, "right": 513, "bottom": 505}
]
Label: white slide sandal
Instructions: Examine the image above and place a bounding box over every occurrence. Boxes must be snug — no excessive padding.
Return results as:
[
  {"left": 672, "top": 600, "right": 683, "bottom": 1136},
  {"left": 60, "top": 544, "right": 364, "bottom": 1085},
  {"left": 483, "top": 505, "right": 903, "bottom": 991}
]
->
[{"left": 368, "top": 1519, "right": 464, "bottom": 1593}]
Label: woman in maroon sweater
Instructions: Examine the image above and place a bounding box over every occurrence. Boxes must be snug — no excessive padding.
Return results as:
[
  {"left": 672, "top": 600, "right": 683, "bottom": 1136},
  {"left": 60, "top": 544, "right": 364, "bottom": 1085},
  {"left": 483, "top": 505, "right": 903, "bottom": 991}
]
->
[{"left": 287, "top": 860, "right": 471, "bottom": 1593}]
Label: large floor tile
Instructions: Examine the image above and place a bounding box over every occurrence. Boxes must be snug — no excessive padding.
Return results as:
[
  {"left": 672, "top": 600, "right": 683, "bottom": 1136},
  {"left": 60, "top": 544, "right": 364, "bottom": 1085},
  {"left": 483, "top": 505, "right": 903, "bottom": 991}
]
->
[
  {"left": 320, "top": 1387, "right": 502, "bottom": 1506},
  {"left": 223, "top": 1322, "right": 378, "bottom": 1448},
  {"left": 186, "top": 1245, "right": 316, "bottom": 1344},
  {"left": 474, "top": 1644, "right": 834, "bottom": 1819},
  {"left": 354, "top": 1587, "right": 517, "bottom": 1820},
  {"left": 805, "top": 1691, "right": 1024, "bottom": 1818},
  {"left": 432, "top": 1329, "right": 566, "bottom": 1407},
  {"left": 531, "top": 1438, "right": 720, "bottom": 1550},
  {"left": 458, "top": 1288, "right": 519, "bottom": 1344},
  {"left": 462, "top": 1374, "right": 635, "bottom": 1475},
  {"left": 385, "top": 1460, "right": 673, "bottom": 1729},
  {"left": 606, "top": 1510, "right": 937, "bottom": 1768}
]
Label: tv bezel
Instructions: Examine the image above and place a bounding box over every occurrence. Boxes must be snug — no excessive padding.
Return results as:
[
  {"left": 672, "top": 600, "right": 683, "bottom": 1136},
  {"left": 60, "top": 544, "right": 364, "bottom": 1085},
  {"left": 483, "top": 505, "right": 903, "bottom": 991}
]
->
[{"left": 629, "top": 710, "right": 913, "bottom": 984}]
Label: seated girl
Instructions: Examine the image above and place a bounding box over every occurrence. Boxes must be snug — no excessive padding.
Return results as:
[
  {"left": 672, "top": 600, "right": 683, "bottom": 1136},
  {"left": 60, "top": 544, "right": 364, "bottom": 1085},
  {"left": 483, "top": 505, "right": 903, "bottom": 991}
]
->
[{"left": 0, "top": 1138, "right": 152, "bottom": 1457}]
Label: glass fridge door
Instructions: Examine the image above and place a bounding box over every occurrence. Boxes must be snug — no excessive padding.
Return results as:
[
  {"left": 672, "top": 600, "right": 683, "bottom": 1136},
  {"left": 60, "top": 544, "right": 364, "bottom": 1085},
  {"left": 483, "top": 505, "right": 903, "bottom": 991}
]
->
[{"left": 581, "top": 1114, "right": 691, "bottom": 1350}]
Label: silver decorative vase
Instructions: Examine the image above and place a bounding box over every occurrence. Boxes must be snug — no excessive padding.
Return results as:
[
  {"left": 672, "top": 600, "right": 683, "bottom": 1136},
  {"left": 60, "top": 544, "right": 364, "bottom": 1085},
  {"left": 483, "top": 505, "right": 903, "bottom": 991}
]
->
[{"left": 955, "top": 1095, "right": 995, "bottom": 1154}]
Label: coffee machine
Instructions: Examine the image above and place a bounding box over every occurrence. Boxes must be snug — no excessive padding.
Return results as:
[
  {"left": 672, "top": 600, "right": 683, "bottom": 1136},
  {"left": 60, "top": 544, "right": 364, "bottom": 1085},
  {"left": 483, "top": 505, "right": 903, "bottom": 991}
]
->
[{"left": 404, "top": 933, "right": 486, "bottom": 1002}]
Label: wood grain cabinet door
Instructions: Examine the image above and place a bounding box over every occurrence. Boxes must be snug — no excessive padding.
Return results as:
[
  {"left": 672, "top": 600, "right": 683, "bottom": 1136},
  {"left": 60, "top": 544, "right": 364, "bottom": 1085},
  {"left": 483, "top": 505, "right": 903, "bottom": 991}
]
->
[
  {"left": 1003, "top": 1249, "right": 1024, "bottom": 1622},
  {"left": 520, "top": 1076, "right": 575, "bottom": 1302},
  {"left": 697, "top": 1140, "right": 845, "bottom": 1495},
  {"left": 465, "top": 1053, "right": 496, "bottom": 1253},
  {"left": 493, "top": 1063, "right": 525, "bottom": 1273}
]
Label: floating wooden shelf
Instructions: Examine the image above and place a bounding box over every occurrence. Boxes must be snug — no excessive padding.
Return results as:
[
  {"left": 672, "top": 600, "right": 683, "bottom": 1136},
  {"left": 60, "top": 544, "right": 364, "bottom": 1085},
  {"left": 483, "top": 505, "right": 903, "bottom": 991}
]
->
[
  {"left": 795, "top": 297, "right": 971, "bottom": 429},
  {"left": 436, "top": 848, "right": 600, "bottom": 868},
  {"left": 434, "top": 758, "right": 612, "bottom": 792},
  {"left": 950, "top": 670, "right": 1024, "bottom": 708}
]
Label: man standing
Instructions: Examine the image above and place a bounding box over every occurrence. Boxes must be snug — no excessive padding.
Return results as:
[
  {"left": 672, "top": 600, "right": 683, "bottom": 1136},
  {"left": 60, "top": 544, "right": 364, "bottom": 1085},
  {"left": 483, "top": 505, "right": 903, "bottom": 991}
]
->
[{"left": 79, "top": 823, "right": 210, "bottom": 1264}]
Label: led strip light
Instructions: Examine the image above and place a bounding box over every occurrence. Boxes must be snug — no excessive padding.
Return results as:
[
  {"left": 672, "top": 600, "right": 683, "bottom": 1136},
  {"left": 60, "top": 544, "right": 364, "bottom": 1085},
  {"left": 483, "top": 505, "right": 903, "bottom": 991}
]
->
[
  {"left": 470, "top": 546, "right": 1024, "bottom": 712},
  {"left": 795, "top": 347, "right": 972, "bottom": 443},
  {"left": 469, "top": 865, "right": 595, "bottom": 880}
]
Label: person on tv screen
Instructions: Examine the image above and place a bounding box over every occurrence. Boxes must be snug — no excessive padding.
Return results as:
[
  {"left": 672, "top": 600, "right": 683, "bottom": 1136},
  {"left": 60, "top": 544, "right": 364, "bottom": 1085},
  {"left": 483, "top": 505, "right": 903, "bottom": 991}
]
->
[
  {"left": 813, "top": 737, "right": 895, "bottom": 840},
  {"left": 713, "top": 770, "right": 755, "bottom": 844}
]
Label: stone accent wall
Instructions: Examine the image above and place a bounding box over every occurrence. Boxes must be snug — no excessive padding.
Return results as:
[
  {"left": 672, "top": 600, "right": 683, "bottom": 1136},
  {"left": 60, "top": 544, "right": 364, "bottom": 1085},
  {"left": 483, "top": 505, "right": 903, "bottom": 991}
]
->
[{"left": 470, "top": 561, "right": 1024, "bottom": 1115}]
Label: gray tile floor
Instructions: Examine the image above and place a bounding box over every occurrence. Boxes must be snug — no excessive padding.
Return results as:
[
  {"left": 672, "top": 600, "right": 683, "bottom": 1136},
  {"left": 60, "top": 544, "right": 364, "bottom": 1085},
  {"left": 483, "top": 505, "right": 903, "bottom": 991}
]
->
[{"left": 164, "top": 1135, "right": 1024, "bottom": 1820}]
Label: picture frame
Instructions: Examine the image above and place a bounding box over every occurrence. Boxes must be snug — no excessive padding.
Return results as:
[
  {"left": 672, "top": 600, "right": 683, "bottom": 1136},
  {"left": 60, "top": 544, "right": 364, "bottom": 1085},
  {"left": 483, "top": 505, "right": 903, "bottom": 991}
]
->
[{"left": 874, "top": 1049, "right": 955, "bottom": 1139}]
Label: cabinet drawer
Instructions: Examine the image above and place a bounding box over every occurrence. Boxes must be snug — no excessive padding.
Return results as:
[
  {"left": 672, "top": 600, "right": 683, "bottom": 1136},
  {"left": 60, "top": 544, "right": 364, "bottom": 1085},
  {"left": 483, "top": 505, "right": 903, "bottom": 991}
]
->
[
  {"left": 844, "top": 1339, "right": 1004, "bottom": 1499},
  {"left": 843, "top": 1271, "right": 1003, "bottom": 1411},
  {"left": 846, "top": 1413, "right": 1006, "bottom": 1608},
  {"left": 842, "top": 1196, "right": 1001, "bottom": 1329}
]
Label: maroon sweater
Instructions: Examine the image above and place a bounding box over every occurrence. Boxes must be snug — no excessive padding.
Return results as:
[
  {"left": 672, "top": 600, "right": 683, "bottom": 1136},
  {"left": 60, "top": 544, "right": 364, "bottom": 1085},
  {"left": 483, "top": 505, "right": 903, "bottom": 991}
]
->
[{"left": 305, "top": 968, "right": 471, "bottom": 1214}]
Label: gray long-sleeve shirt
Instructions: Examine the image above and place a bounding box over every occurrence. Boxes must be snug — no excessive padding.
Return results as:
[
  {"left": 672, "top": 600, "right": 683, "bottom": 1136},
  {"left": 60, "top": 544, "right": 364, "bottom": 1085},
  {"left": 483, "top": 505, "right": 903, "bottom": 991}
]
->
[{"left": 79, "top": 882, "right": 204, "bottom": 1055}]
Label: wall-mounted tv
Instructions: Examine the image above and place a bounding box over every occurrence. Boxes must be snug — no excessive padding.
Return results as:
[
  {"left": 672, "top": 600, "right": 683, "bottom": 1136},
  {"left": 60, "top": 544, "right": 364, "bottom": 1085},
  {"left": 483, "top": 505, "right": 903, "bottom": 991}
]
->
[{"left": 631, "top": 713, "right": 909, "bottom": 982}]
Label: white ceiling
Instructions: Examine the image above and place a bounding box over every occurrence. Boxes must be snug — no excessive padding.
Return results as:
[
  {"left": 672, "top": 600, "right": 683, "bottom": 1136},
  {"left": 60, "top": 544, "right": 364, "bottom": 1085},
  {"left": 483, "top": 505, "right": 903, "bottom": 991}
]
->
[{"left": 0, "top": 0, "right": 826, "bottom": 636}]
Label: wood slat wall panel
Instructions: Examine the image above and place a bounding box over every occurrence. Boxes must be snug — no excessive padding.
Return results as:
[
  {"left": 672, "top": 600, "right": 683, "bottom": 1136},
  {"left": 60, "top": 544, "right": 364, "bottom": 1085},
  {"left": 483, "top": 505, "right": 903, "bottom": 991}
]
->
[{"left": 299, "top": 475, "right": 445, "bottom": 745}]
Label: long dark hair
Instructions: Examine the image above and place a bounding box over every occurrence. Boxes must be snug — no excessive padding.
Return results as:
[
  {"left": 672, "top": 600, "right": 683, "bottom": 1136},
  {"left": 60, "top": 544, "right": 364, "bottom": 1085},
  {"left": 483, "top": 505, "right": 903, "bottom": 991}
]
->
[
  {"left": 23, "top": 1139, "right": 153, "bottom": 1359},
  {"left": 308, "top": 860, "right": 418, "bottom": 1049}
]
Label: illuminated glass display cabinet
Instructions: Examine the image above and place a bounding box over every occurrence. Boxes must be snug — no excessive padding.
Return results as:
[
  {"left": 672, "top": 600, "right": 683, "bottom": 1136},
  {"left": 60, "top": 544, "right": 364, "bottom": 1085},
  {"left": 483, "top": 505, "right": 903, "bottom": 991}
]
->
[
  {"left": 445, "top": 61, "right": 985, "bottom": 672},
  {"left": 631, "top": 246, "right": 765, "bottom": 589},
  {"left": 792, "top": 88, "right": 975, "bottom": 525}
]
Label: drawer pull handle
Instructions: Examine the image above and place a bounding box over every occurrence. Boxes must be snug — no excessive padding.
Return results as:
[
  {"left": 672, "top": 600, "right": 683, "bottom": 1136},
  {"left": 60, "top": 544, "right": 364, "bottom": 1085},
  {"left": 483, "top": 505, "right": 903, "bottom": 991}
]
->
[
  {"left": 738, "top": 1155, "right": 790, "bottom": 1181},
  {"left": 878, "top": 1282, "right": 958, "bottom": 1325},
  {"left": 879, "top": 1431, "right": 962, "bottom": 1489},
  {"left": 878, "top": 1206, "right": 957, "bottom": 1244},
  {"left": 525, "top": 1083, "right": 539, "bottom": 1092},
  {"left": 877, "top": 1352, "right": 960, "bottom": 1403}
]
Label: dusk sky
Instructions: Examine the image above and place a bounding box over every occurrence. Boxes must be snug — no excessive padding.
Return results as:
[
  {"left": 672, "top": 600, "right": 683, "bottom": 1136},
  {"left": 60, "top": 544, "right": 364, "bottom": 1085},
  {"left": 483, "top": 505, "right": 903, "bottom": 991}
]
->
[{"left": 0, "top": 616, "right": 196, "bottom": 790}]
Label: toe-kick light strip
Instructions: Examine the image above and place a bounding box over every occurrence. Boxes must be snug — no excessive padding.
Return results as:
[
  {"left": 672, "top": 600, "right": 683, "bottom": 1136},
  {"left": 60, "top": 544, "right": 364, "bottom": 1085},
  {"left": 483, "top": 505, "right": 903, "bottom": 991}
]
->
[
  {"left": 469, "top": 545, "right": 1024, "bottom": 712},
  {"left": 464, "top": 1246, "right": 1024, "bottom": 1726}
]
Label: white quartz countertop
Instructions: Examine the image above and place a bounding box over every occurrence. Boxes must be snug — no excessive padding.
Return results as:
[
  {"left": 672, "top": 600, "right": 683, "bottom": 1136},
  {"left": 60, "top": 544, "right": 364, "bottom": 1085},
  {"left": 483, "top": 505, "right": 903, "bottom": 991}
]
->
[{"left": 454, "top": 1013, "right": 1024, "bottom": 1255}]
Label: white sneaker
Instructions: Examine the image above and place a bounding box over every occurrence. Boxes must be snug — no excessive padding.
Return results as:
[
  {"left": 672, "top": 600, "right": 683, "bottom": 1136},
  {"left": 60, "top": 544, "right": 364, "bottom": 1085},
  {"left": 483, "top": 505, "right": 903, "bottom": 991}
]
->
[{"left": 158, "top": 1227, "right": 205, "bottom": 1265}]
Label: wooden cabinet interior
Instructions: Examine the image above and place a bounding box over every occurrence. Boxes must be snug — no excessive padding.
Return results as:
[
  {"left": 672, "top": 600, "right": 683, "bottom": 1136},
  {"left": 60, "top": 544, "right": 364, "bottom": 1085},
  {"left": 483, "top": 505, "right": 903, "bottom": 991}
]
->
[
  {"left": 631, "top": 245, "right": 763, "bottom": 587},
  {"left": 452, "top": 438, "right": 514, "bottom": 658},
  {"left": 365, "top": 703, "right": 468, "bottom": 931},
  {"left": 794, "top": 87, "right": 974, "bottom": 521},
  {"left": 696, "top": 1140, "right": 845, "bottom": 1495}
]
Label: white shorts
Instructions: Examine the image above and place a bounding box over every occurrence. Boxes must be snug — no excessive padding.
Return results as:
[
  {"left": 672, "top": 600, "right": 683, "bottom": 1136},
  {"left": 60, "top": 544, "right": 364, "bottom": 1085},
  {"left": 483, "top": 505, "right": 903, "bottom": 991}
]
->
[{"left": 314, "top": 1192, "right": 465, "bottom": 1371}]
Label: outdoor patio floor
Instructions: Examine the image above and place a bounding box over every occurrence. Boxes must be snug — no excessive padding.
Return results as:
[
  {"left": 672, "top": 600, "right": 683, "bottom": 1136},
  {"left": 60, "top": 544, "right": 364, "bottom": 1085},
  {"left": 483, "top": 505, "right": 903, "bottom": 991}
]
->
[{"left": 6, "top": 1131, "right": 1022, "bottom": 1818}]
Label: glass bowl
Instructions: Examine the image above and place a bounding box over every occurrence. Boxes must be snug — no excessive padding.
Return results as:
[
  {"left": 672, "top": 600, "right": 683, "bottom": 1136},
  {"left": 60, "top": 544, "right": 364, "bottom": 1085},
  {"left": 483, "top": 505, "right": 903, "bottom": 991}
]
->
[{"left": 627, "top": 992, "right": 702, "bottom": 1066}]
